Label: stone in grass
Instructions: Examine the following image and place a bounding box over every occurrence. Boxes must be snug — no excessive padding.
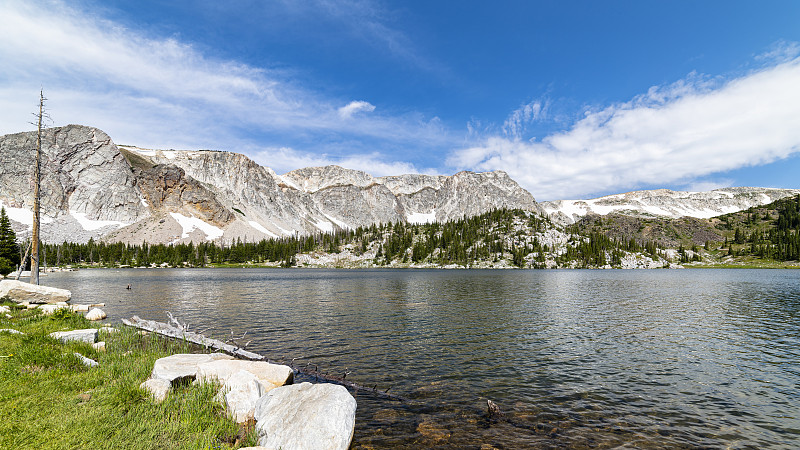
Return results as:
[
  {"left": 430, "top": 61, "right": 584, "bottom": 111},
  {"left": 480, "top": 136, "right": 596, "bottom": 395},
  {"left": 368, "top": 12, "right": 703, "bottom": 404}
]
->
[
  {"left": 74, "top": 353, "right": 98, "bottom": 367},
  {"left": 0, "top": 328, "right": 24, "bottom": 335},
  {"left": 92, "top": 342, "right": 106, "bottom": 352},
  {"left": 39, "top": 304, "right": 69, "bottom": 315},
  {"left": 140, "top": 378, "right": 171, "bottom": 402},
  {"left": 150, "top": 353, "right": 234, "bottom": 384},
  {"left": 254, "top": 382, "right": 357, "bottom": 450},
  {"left": 0, "top": 280, "right": 71, "bottom": 304},
  {"left": 0, "top": 305, "right": 9, "bottom": 313},
  {"left": 85, "top": 308, "right": 107, "bottom": 321},
  {"left": 49, "top": 329, "right": 98, "bottom": 344}
]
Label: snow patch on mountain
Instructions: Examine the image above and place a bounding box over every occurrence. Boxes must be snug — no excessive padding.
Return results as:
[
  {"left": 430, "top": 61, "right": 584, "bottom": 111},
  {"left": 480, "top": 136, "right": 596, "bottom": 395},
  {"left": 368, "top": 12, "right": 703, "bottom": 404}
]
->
[{"left": 170, "top": 212, "right": 223, "bottom": 240}]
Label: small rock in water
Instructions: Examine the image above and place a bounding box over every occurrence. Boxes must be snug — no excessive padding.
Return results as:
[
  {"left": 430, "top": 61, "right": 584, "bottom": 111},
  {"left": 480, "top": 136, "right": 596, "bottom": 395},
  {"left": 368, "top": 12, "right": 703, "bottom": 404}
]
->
[
  {"left": 85, "top": 308, "right": 107, "bottom": 321},
  {"left": 71, "top": 304, "right": 90, "bottom": 312}
]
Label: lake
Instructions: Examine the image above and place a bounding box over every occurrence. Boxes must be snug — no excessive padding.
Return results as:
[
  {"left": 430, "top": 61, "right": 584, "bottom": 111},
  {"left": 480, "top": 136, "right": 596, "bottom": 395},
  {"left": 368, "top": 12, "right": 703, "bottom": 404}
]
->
[{"left": 43, "top": 268, "right": 800, "bottom": 448}]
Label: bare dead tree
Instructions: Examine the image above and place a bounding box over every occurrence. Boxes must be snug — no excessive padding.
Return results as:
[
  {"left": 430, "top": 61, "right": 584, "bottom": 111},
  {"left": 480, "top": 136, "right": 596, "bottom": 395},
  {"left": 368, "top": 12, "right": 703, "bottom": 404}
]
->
[{"left": 28, "top": 90, "right": 50, "bottom": 285}]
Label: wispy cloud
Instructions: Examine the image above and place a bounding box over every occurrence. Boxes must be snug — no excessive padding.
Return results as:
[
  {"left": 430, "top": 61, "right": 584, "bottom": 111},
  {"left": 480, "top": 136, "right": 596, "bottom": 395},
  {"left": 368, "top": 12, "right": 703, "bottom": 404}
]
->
[
  {"left": 449, "top": 55, "right": 800, "bottom": 200},
  {"left": 0, "top": 0, "right": 448, "bottom": 162},
  {"left": 338, "top": 100, "right": 376, "bottom": 118},
  {"left": 502, "top": 99, "right": 549, "bottom": 139}
]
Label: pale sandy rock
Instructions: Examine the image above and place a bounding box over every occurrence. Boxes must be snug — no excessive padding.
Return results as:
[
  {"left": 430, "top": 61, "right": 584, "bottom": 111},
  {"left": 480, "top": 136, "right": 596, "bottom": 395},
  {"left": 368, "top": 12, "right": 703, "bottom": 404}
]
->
[
  {"left": 50, "top": 329, "right": 98, "bottom": 344},
  {"left": 92, "top": 342, "right": 106, "bottom": 352},
  {"left": 0, "top": 280, "right": 71, "bottom": 304},
  {"left": 74, "top": 353, "right": 98, "bottom": 367},
  {"left": 85, "top": 308, "right": 107, "bottom": 321},
  {"left": 140, "top": 378, "right": 171, "bottom": 402},
  {"left": 197, "top": 360, "right": 294, "bottom": 392},
  {"left": 90, "top": 303, "right": 105, "bottom": 307},
  {"left": 0, "top": 305, "right": 9, "bottom": 313},
  {"left": 254, "top": 382, "right": 356, "bottom": 450},
  {"left": 150, "top": 353, "right": 234, "bottom": 383},
  {"left": 71, "top": 304, "right": 90, "bottom": 312}
]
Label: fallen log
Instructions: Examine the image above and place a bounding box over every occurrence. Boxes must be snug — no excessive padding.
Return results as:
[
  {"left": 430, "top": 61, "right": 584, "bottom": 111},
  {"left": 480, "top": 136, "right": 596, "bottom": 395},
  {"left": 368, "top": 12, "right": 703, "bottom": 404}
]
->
[{"left": 122, "top": 315, "right": 406, "bottom": 402}]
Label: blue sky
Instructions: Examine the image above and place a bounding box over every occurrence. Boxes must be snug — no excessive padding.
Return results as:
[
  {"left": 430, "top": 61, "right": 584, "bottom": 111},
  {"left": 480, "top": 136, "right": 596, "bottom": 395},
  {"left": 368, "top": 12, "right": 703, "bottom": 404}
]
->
[{"left": 1, "top": 1, "right": 799, "bottom": 200}]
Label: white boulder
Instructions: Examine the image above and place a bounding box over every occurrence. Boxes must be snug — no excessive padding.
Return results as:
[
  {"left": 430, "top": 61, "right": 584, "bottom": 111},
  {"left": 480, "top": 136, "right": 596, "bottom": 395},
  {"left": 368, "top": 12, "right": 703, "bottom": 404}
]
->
[
  {"left": 0, "top": 305, "right": 9, "bottom": 313},
  {"left": 71, "top": 304, "right": 90, "bottom": 312},
  {"left": 92, "top": 341, "right": 106, "bottom": 352},
  {"left": 49, "top": 329, "right": 98, "bottom": 344},
  {"left": 140, "top": 378, "right": 172, "bottom": 402},
  {"left": 220, "top": 370, "right": 265, "bottom": 423},
  {"left": 254, "top": 382, "right": 357, "bottom": 450},
  {"left": 0, "top": 280, "right": 71, "bottom": 304},
  {"left": 85, "top": 308, "right": 107, "bottom": 321},
  {"left": 150, "top": 353, "right": 234, "bottom": 384},
  {"left": 197, "top": 360, "right": 294, "bottom": 392}
]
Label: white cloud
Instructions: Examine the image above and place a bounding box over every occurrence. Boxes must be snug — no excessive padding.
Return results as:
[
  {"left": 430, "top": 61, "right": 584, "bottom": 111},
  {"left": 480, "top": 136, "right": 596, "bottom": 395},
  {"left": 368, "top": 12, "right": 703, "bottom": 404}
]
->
[
  {"left": 502, "top": 99, "right": 547, "bottom": 139},
  {"left": 449, "top": 56, "right": 800, "bottom": 201},
  {"left": 0, "top": 0, "right": 448, "bottom": 163},
  {"left": 338, "top": 100, "right": 376, "bottom": 118},
  {"left": 252, "top": 146, "right": 431, "bottom": 176}
]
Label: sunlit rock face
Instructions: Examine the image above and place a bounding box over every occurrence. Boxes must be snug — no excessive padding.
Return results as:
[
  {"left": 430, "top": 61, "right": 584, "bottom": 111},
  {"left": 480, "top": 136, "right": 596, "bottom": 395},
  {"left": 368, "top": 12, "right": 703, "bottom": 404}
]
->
[
  {"left": 542, "top": 187, "right": 800, "bottom": 225},
  {"left": 0, "top": 125, "right": 544, "bottom": 244}
]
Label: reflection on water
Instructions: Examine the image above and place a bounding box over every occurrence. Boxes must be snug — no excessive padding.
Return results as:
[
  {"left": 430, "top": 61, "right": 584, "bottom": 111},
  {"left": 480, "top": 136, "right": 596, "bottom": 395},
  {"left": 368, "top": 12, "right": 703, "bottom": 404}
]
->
[{"left": 44, "top": 268, "right": 800, "bottom": 448}]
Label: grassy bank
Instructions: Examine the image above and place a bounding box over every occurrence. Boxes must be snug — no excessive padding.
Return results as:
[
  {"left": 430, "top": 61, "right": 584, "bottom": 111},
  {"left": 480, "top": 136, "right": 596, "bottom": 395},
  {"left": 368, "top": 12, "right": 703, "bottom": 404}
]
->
[{"left": 0, "top": 302, "right": 258, "bottom": 449}]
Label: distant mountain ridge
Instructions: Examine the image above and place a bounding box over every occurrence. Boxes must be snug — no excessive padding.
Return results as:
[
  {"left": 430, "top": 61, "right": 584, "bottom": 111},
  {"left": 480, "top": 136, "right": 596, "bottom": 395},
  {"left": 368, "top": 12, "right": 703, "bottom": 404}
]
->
[
  {"left": 0, "top": 125, "right": 542, "bottom": 244},
  {"left": 542, "top": 187, "right": 800, "bottom": 225}
]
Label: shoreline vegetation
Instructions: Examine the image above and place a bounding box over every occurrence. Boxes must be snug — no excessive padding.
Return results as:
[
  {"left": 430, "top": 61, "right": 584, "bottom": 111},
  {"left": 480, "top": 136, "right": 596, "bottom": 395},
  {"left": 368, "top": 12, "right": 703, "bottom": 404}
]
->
[
  {"left": 0, "top": 300, "right": 260, "bottom": 449},
  {"left": 3, "top": 194, "right": 799, "bottom": 273}
]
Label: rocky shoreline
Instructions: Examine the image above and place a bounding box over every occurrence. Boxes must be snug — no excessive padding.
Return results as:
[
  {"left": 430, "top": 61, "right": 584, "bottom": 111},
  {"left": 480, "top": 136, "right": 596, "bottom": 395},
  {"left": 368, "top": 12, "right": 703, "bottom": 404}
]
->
[{"left": 0, "top": 278, "right": 358, "bottom": 449}]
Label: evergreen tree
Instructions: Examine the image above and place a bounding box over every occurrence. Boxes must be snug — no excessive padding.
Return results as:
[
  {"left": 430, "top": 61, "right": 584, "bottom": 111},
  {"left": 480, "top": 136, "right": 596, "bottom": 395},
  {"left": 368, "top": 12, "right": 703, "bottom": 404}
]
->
[{"left": 0, "top": 207, "right": 20, "bottom": 265}]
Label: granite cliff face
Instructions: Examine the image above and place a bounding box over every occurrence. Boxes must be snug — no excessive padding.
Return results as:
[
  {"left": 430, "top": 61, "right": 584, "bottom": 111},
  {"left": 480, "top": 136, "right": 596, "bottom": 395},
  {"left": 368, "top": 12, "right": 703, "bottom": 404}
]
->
[
  {"left": 1, "top": 125, "right": 543, "bottom": 244},
  {"left": 542, "top": 187, "right": 800, "bottom": 225}
]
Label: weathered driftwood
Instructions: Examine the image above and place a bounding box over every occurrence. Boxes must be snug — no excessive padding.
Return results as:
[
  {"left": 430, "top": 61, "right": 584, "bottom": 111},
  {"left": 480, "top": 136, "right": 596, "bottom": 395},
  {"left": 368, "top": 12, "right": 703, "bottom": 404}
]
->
[
  {"left": 123, "top": 315, "right": 264, "bottom": 360},
  {"left": 122, "top": 315, "right": 405, "bottom": 402}
]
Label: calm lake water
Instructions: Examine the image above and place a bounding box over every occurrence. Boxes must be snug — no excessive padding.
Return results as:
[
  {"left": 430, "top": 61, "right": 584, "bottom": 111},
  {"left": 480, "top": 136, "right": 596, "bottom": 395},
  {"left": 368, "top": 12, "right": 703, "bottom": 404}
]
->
[{"left": 43, "top": 268, "right": 800, "bottom": 448}]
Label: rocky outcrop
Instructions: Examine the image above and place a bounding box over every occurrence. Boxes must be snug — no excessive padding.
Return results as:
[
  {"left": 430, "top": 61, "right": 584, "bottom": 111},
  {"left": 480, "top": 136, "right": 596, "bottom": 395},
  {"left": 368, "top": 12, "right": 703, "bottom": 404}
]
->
[
  {"left": 85, "top": 308, "right": 107, "bottom": 321},
  {"left": 0, "top": 280, "right": 71, "bottom": 304},
  {"left": 254, "top": 382, "right": 357, "bottom": 450},
  {"left": 543, "top": 187, "right": 800, "bottom": 224},
  {"left": 1, "top": 125, "right": 546, "bottom": 244}
]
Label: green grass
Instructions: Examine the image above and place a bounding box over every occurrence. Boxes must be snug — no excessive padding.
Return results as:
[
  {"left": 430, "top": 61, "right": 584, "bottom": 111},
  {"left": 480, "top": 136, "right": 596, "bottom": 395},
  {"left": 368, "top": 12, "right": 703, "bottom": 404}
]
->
[{"left": 0, "top": 301, "right": 258, "bottom": 449}]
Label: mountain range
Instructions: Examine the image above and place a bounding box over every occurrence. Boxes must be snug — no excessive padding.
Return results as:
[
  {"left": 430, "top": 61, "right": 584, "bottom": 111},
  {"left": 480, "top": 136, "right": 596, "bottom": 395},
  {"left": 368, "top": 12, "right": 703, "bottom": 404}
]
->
[{"left": 1, "top": 125, "right": 798, "bottom": 245}]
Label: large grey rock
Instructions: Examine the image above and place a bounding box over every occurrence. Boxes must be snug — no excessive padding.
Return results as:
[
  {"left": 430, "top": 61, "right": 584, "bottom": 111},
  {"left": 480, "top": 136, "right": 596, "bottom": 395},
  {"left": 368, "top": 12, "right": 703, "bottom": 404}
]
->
[
  {"left": 0, "top": 280, "right": 71, "bottom": 304},
  {"left": 253, "top": 382, "right": 357, "bottom": 450},
  {"left": 196, "top": 360, "right": 294, "bottom": 391},
  {"left": 49, "top": 329, "right": 98, "bottom": 344},
  {"left": 140, "top": 378, "right": 171, "bottom": 402},
  {"left": 150, "top": 353, "right": 234, "bottom": 384}
]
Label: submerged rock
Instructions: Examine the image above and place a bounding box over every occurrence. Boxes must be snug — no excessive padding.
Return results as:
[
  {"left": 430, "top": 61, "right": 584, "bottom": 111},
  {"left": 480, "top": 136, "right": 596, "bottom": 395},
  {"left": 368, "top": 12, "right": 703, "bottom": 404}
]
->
[
  {"left": 0, "top": 280, "right": 71, "bottom": 304},
  {"left": 254, "top": 382, "right": 356, "bottom": 450}
]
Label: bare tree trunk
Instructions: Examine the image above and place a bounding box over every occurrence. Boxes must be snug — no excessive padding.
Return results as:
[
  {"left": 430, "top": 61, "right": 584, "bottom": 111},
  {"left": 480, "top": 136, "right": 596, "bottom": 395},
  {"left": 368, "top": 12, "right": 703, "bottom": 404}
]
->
[{"left": 30, "top": 90, "right": 43, "bottom": 285}]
